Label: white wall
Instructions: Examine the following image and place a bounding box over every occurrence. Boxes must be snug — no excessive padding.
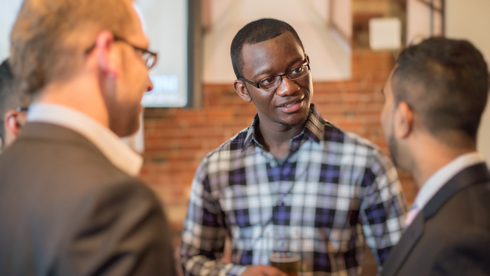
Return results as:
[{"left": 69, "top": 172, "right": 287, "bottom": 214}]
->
[
  {"left": 446, "top": 0, "right": 490, "bottom": 163},
  {"left": 203, "top": 0, "right": 352, "bottom": 83},
  {"left": 304, "top": 0, "right": 329, "bottom": 23},
  {"left": 331, "top": 0, "right": 352, "bottom": 39},
  {"left": 0, "top": 0, "right": 23, "bottom": 61},
  {"left": 407, "top": 0, "right": 443, "bottom": 45}
]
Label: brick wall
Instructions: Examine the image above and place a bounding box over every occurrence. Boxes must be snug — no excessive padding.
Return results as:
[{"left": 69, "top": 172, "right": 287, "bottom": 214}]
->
[{"left": 141, "top": 48, "right": 418, "bottom": 229}]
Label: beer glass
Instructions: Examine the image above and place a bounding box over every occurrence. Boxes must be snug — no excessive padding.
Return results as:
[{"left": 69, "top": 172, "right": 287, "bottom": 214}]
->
[
  {"left": 269, "top": 228, "right": 302, "bottom": 276},
  {"left": 269, "top": 251, "right": 301, "bottom": 276}
]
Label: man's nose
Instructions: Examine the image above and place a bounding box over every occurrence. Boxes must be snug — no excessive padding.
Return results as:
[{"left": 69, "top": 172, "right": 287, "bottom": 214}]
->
[
  {"left": 275, "top": 75, "right": 300, "bottom": 96},
  {"left": 146, "top": 76, "right": 154, "bottom": 92}
]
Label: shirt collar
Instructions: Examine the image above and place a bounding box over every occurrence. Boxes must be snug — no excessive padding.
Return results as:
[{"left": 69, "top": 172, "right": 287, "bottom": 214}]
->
[
  {"left": 242, "top": 103, "right": 325, "bottom": 150},
  {"left": 303, "top": 104, "right": 326, "bottom": 143},
  {"left": 413, "top": 151, "right": 485, "bottom": 210},
  {"left": 27, "top": 103, "right": 143, "bottom": 176}
]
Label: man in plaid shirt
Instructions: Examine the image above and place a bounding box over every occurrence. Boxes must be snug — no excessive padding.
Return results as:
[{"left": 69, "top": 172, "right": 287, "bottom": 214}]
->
[{"left": 181, "top": 18, "right": 407, "bottom": 276}]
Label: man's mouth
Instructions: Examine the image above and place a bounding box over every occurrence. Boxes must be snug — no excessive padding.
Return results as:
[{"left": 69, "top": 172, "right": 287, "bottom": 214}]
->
[
  {"left": 280, "top": 101, "right": 299, "bottom": 107},
  {"left": 277, "top": 99, "right": 304, "bottom": 112}
]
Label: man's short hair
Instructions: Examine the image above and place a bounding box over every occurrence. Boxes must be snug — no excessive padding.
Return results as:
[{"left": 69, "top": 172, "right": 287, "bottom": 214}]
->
[
  {"left": 230, "top": 18, "right": 305, "bottom": 79},
  {"left": 9, "top": 0, "right": 135, "bottom": 95},
  {"left": 392, "top": 37, "right": 489, "bottom": 143}
]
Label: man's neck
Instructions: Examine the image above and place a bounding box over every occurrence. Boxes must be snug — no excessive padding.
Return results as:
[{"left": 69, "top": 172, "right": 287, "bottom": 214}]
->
[
  {"left": 411, "top": 137, "right": 476, "bottom": 187},
  {"left": 35, "top": 77, "right": 109, "bottom": 128},
  {"left": 256, "top": 119, "right": 306, "bottom": 159}
]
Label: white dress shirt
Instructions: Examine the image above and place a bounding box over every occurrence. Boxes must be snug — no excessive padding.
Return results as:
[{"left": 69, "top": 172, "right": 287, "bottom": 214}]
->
[
  {"left": 27, "top": 103, "right": 143, "bottom": 177},
  {"left": 405, "top": 152, "right": 485, "bottom": 227},
  {"left": 413, "top": 151, "right": 485, "bottom": 211}
]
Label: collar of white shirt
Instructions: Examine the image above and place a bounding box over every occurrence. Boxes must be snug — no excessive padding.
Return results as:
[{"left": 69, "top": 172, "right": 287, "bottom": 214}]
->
[
  {"left": 27, "top": 103, "right": 143, "bottom": 177},
  {"left": 413, "top": 151, "right": 485, "bottom": 211}
]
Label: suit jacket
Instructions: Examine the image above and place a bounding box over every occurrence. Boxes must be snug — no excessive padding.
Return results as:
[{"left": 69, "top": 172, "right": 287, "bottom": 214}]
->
[
  {"left": 381, "top": 163, "right": 490, "bottom": 276},
  {"left": 0, "top": 122, "right": 177, "bottom": 276}
]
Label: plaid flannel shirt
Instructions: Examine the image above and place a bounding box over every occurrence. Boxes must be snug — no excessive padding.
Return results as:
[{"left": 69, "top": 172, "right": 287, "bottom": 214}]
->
[{"left": 181, "top": 104, "right": 407, "bottom": 276}]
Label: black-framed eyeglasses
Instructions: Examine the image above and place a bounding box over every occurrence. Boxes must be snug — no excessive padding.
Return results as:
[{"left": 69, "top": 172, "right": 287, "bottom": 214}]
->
[
  {"left": 240, "top": 61, "right": 310, "bottom": 91},
  {"left": 85, "top": 36, "right": 158, "bottom": 69}
]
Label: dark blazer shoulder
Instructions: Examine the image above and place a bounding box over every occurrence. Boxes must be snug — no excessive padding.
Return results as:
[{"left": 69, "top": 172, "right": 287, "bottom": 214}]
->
[
  {"left": 5, "top": 122, "right": 132, "bottom": 180},
  {"left": 0, "top": 122, "right": 177, "bottom": 276},
  {"left": 4, "top": 121, "right": 151, "bottom": 210},
  {"left": 381, "top": 163, "right": 490, "bottom": 276},
  {"left": 423, "top": 163, "right": 490, "bottom": 220}
]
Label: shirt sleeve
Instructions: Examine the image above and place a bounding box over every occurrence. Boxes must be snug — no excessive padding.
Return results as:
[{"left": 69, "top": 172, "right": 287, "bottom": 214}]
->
[
  {"left": 180, "top": 160, "right": 249, "bottom": 276},
  {"left": 359, "top": 149, "right": 408, "bottom": 269}
]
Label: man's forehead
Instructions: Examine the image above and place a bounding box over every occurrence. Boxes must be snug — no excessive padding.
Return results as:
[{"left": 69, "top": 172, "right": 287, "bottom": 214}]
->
[
  {"left": 241, "top": 32, "right": 304, "bottom": 65},
  {"left": 244, "top": 32, "right": 301, "bottom": 51}
]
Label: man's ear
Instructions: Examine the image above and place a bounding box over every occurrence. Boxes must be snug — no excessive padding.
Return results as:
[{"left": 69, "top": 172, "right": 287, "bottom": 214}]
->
[
  {"left": 93, "top": 31, "right": 118, "bottom": 78},
  {"left": 233, "top": 80, "right": 252, "bottom": 103},
  {"left": 4, "top": 110, "right": 23, "bottom": 138},
  {"left": 394, "top": 101, "right": 413, "bottom": 139},
  {"left": 306, "top": 54, "right": 310, "bottom": 65}
]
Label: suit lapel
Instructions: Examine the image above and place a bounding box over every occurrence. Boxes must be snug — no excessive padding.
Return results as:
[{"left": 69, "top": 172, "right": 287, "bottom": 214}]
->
[
  {"left": 381, "top": 211, "right": 424, "bottom": 276},
  {"left": 381, "top": 163, "right": 489, "bottom": 276},
  {"left": 423, "top": 163, "right": 490, "bottom": 220}
]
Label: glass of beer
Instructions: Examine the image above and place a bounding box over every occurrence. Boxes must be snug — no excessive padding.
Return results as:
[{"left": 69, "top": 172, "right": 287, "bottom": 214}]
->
[
  {"left": 269, "top": 251, "right": 301, "bottom": 276},
  {"left": 269, "top": 228, "right": 302, "bottom": 276}
]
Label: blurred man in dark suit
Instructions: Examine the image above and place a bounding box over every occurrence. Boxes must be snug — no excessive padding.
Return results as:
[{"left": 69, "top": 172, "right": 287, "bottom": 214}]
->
[
  {"left": 0, "top": 59, "right": 29, "bottom": 150},
  {"left": 380, "top": 37, "right": 490, "bottom": 276},
  {"left": 0, "top": 0, "right": 176, "bottom": 275}
]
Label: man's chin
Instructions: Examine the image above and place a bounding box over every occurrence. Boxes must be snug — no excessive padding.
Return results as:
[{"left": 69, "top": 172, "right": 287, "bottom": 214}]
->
[
  {"left": 282, "top": 110, "right": 310, "bottom": 127},
  {"left": 280, "top": 115, "right": 309, "bottom": 129},
  {"left": 111, "top": 119, "right": 140, "bottom": 138}
]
